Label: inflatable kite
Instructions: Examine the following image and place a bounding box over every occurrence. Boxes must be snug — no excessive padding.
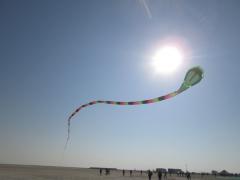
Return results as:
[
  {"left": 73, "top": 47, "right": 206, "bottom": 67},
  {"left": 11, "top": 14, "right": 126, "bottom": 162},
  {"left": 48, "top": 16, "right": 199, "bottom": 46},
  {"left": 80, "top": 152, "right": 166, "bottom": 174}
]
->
[{"left": 66, "top": 66, "right": 204, "bottom": 145}]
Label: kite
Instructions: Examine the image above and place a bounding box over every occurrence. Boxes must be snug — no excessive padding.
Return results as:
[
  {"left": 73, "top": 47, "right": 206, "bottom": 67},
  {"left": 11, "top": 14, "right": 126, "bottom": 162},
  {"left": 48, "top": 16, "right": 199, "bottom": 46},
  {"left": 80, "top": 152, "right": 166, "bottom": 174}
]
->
[{"left": 65, "top": 66, "right": 204, "bottom": 147}]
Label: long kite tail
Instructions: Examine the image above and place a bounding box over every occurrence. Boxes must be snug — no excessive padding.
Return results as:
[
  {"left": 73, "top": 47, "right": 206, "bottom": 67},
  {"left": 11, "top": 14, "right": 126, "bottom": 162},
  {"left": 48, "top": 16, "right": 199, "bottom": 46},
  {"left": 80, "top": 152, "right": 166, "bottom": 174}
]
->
[
  {"left": 66, "top": 90, "right": 180, "bottom": 144},
  {"left": 68, "top": 91, "right": 179, "bottom": 121}
]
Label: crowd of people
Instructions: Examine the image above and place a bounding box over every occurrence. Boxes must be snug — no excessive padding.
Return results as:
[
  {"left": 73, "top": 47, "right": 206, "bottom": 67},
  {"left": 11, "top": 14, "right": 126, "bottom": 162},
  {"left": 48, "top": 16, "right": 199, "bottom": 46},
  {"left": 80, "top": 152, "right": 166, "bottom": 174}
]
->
[{"left": 99, "top": 168, "right": 192, "bottom": 180}]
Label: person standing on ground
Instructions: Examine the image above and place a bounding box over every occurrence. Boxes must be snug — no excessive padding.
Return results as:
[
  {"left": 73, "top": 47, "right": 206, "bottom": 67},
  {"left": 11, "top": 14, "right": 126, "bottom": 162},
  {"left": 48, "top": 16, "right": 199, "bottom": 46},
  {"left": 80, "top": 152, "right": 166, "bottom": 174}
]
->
[
  {"left": 123, "top": 169, "right": 125, "bottom": 176},
  {"left": 158, "top": 170, "right": 162, "bottom": 180},
  {"left": 105, "top": 168, "right": 110, "bottom": 175},
  {"left": 130, "top": 170, "right": 133, "bottom": 176},
  {"left": 164, "top": 172, "right": 167, "bottom": 179},
  {"left": 148, "top": 170, "right": 153, "bottom": 180},
  {"left": 186, "top": 172, "right": 191, "bottom": 180},
  {"left": 99, "top": 168, "right": 102, "bottom": 176}
]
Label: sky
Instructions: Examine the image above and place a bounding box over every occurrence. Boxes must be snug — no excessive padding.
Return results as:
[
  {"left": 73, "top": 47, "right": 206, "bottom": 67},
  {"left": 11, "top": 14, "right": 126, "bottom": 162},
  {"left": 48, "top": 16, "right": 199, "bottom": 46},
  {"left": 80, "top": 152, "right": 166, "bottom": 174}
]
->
[{"left": 0, "top": 0, "right": 240, "bottom": 173}]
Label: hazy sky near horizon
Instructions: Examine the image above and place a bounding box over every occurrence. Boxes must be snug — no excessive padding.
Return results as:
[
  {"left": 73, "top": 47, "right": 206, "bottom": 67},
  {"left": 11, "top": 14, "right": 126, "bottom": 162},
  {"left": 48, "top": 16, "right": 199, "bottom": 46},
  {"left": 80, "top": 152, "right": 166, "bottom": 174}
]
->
[{"left": 1, "top": 0, "right": 240, "bottom": 173}]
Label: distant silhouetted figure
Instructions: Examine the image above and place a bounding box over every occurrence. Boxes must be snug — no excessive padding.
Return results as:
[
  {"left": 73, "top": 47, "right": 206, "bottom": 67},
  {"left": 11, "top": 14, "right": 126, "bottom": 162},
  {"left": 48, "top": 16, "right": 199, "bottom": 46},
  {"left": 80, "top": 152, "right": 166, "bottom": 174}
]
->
[
  {"left": 123, "top": 169, "right": 125, "bottom": 176},
  {"left": 105, "top": 168, "right": 110, "bottom": 175},
  {"left": 164, "top": 172, "right": 167, "bottom": 179},
  {"left": 158, "top": 171, "right": 162, "bottom": 180},
  {"left": 186, "top": 172, "right": 191, "bottom": 180},
  {"left": 148, "top": 170, "right": 153, "bottom": 180},
  {"left": 130, "top": 170, "right": 133, "bottom": 176},
  {"left": 141, "top": 170, "right": 143, "bottom": 175},
  {"left": 99, "top": 168, "right": 102, "bottom": 176}
]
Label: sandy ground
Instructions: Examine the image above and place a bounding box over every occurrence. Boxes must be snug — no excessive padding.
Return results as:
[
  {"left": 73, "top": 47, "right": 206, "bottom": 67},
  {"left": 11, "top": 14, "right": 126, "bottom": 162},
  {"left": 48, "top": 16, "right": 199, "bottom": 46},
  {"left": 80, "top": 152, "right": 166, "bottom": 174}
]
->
[{"left": 0, "top": 164, "right": 236, "bottom": 180}]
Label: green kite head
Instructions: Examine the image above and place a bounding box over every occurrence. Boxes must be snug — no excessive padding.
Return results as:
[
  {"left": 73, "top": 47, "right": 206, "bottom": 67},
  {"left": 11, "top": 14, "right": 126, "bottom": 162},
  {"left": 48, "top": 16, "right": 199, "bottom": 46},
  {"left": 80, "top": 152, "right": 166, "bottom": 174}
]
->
[{"left": 179, "top": 66, "right": 204, "bottom": 92}]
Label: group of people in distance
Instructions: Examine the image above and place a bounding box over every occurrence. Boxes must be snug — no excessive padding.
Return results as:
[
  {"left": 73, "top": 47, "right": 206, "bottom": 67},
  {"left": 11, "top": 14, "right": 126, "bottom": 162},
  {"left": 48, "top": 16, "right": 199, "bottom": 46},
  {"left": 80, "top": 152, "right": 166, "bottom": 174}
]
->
[
  {"left": 122, "top": 169, "right": 144, "bottom": 177},
  {"left": 121, "top": 169, "right": 168, "bottom": 180},
  {"left": 99, "top": 168, "right": 191, "bottom": 180},
  {"left": 99, "top": 168, "right": 110, "bottom": 176}
]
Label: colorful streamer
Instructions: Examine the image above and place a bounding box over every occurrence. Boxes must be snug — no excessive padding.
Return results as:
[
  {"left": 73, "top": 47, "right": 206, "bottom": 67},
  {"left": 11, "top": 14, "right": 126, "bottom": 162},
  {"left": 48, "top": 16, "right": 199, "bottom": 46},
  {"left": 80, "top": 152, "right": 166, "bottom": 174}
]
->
[{"left": 65, "top": 66, "right": 204, "bottom": 147}]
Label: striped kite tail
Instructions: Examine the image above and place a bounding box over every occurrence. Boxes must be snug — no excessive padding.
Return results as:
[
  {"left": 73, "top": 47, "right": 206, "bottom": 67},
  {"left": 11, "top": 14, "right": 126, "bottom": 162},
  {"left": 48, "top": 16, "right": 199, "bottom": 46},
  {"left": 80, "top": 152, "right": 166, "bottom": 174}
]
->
[{"left": 68, "top": 90, "right": 179, "bottom": 122}]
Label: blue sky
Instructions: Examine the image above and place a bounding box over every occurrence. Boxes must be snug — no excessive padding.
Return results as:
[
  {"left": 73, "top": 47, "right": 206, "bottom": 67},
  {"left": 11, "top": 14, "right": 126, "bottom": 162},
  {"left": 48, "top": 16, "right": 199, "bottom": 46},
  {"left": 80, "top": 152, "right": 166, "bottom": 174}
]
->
[{"left": 0, "top": 0, "right": 240, "bottom": 173}]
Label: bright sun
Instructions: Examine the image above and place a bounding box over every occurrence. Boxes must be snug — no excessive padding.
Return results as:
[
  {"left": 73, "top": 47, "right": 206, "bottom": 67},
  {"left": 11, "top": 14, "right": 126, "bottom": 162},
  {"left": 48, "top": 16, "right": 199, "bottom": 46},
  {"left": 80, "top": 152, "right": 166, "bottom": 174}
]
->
[{"left": 152, "top": 46, "right": 183, "bottom": 74}]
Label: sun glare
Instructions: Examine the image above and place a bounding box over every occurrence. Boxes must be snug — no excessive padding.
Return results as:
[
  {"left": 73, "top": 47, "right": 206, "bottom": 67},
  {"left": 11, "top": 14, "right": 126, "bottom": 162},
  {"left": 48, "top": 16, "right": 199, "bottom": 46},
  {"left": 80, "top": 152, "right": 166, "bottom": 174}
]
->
[{"left": 152, "top": 46, "right": 183, "bottom": 74}]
